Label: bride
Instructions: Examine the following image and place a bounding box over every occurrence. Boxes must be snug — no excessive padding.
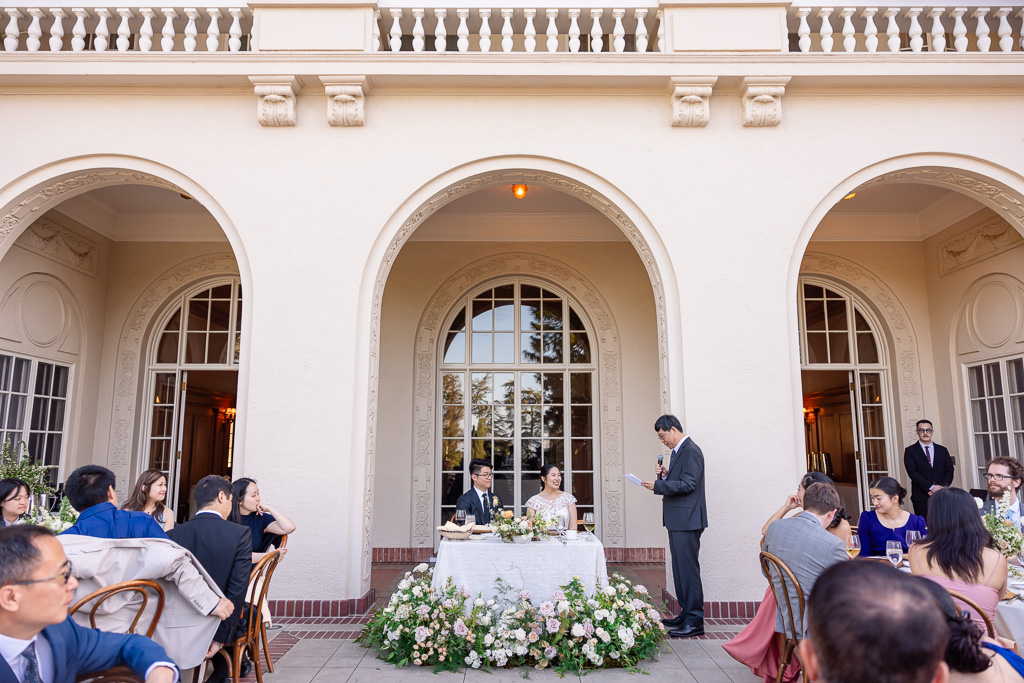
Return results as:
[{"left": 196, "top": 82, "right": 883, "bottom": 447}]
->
[{"left": 526, "top": 464, "right": 578, "bottom": 530}]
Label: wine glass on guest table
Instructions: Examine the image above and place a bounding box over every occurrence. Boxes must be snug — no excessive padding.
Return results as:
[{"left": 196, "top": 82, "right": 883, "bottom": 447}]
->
[
  {"left": 886, "top": 540, "right": 904, "bottom": 568},
  {"left": 846, "top": 536, "right": 860, "bottom": 559},
  {"left": 455, "top": 509, "right": 467, "bottom": 528},
  {"left": 583, "top": 512, "right": 595, "bottom": 536},
  {"left": 906, "top": 530, "right": 921, "bottom": 548}
]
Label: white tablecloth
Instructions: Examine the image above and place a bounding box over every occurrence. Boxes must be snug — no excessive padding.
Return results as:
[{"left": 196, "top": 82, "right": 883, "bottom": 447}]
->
[
  {"left": 431, "top": 535, "right": 609, "bottom": 603},
  {"left": 995, "top": 601, "right": 1024, "bottom": 643}
]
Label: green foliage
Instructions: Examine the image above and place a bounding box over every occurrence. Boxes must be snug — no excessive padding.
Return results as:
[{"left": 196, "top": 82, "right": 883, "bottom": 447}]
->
[{"left": 0, "top": 439, "right": 56, "bottom": 498}]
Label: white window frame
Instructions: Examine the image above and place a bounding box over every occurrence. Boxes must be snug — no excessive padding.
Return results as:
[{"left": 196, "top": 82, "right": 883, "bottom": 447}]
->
[{"left": 964, "top": 355, "right": 1024, "bottom": 485}]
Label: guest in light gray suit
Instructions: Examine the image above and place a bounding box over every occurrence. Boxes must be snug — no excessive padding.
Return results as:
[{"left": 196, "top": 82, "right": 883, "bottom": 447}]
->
[{"left": 763, "top": 482, "right": 848, "bottom": 639}]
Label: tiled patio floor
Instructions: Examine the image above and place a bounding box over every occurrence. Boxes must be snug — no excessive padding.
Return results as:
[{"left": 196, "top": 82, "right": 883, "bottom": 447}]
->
[{"left": 243, "top": 563, "right": 760, "bottom": 683}]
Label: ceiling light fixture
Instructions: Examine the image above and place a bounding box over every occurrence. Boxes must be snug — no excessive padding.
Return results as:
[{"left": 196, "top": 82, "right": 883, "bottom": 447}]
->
[
  {"left": 512, "top": 184, "right": 528, "bottom": 200},
  {"left": 843, "top": 192, "right": 856, "bottom": 200}
]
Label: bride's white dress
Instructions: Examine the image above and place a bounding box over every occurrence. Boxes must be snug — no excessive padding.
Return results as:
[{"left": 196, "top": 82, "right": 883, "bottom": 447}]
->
[{"left": 526, "top": 491, "right": 576, "bottom": 526}]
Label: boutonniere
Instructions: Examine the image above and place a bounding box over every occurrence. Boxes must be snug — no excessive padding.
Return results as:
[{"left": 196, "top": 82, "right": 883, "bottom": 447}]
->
[{"left": 491, "top": 495, "right": 501, "bottom": 509}]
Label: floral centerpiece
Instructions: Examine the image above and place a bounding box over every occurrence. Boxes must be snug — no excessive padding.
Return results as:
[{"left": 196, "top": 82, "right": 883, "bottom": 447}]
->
[
  {"left": 32, "top": 496, "right": 78, "bottom": 533},
  {"left": 490, "top": 510, "right": 538, "bottom": 542},
  {"left": 0, "top": 439, "right": 56, "bottom": 498},
  {"left": 981, "top": 491, "right": 1024, "bottom": 574}
]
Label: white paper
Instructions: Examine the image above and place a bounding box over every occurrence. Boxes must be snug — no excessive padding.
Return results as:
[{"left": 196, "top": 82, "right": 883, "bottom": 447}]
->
[{"left": 623, "top": 473, "right": 643, "bottom": 486}]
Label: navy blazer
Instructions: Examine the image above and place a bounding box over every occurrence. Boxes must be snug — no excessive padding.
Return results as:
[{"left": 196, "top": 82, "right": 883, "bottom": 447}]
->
[
  {"left": 903, "top": 442, "right": 954, "bottom": 502},
  {"left": 0, "top": 616, "right": 174, "bottom": 683},
  {"left": 454, "top": 488, "right": 503, "bottom": 524},
  {"left": 653, "top": 437, "right": 708, "bottom": 532}
]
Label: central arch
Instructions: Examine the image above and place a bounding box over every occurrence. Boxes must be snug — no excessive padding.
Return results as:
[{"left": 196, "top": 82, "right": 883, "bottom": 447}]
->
[{"left": 349, "top": 157, "right": 680, "bottom": 595}]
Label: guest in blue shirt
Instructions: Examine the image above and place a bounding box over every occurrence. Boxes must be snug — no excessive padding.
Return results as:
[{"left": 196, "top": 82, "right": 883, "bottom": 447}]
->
[
  {"left": 60, "top": 465, "right": 168, "bottom": 539},
  {"left": 857, "top": 476, "right": 927, "bottom": 556}
]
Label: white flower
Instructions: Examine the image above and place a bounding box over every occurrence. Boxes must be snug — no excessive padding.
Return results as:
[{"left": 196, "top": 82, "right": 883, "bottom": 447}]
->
[
  {"left": 398, "top": 579, "right": 411, "bottom": 590},
  {"left": 415, "top": 563, "right": 429, "bottom": 573},
  {"left": 514, "top": 645, "right": 527, "bottom": 656},
  {"left": 637, "top": 585, "right": 649, "bottom": 595},
  {"left": 557, "top": 600, "right": 569, "bottom": 614},
  {"left": 412, "top": 585, "right": 423, "bottom": 597},
  {"left": 479, "top": 614, "right": 491, "bottom": 626},
  {"left": 484, "top": 634, "right": 494, "bottom": 646},
  {"left": 610, "top": 651, "right": 620, "bottom": 660},
  {"left": 596, "top": 627, "right": 611, "bottom": 643},
  {"left": 617, "top": 626, "right": 635, "bottom": 648},
  {"left": 571, "top": 623, "right": 586, "bottom": 637},
  {"left": 603, "top": 585, "right": 617, "bottom": 597},
  {"left": 514, "top": 628, "right": 527, "bottom": 641},
  {"left": 475, "top": 598, "right": 485, "bottom": 607},
  {"left": 587, "top": 599, "right": 600, "bottom": 609},
  {"left": 487, "top": 599, "right": 495, "bottom": 606},
  {"left": 976, "top": 497, "right": 986, "bottom": 509}
]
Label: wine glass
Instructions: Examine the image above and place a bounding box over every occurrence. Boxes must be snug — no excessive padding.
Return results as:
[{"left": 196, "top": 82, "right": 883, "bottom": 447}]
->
[
  {"left": 556, "top": 515, "right": 567, "bottom": 536},
  {"left": 886, "top": 540, "right": 904, "bottom": 568},
  {"left": 845, "top": 536, "right": 861, "bottom": 559},
  {"left": 454, "top": 509, "right": 467, "bottom": 528},
  {"left": 906, "top": 530, "right": 921, "bottom": 547},
  {"left": 582, "top": 512, "right": 595, "bottom": 541}
]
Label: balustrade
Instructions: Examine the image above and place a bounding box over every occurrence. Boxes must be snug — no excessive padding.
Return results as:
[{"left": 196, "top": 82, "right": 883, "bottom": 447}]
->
[
  {"left": 790, "top": 6, "right": 1024, "bottom": 52},
  {"left": 1, "top": 6, "right": 251, "bottom": 52}
]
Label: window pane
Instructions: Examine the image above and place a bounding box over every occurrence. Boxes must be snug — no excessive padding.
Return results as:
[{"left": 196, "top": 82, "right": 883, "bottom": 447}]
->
[
  {"left": 6, "top": 395, "right": 25, "bottom": 430},
  {"left": 1009, "top": 359, "right": 1024, "bottom": 394},
  {"left": 152, "top": 406, "right": 175, "bottom": 437},
  {"left": 442, "top": 406, "right": 464, "bottom": 437},
  {"left": 543, "top": 333, "right": 563, "bottom": 363},
  {"left": 157, "top": 332, "right": 179, "bottom": 364},
  {"left": 572, "top": 475, "right": 594, "bottom": 506},
  {"left": 806, "top": 333, "right": 828, "bottom": 364},
  {"left": 521, "top": 285, "right": 541, "bottom": 299},
  {"left": 571, "top": 406, "right": 593, "bottom": 437},
  {"left": 187, "top": 299, "right": 209, "bottom": 332},
  {"left": 30, "top": 397, "right": 48, "bottom": 431},
  {"left": 805, "top": 300, "right": 826, "bottom": 331},
  {"left": 448, "top": 309, "right": 466, "bottom": 333},
  {"left": 473, "top": 299, "right": 493, "bottom": 331},
  {"left": 803, "top": 284, "right": 824, "bottom": 299},
  {"left": 494, "top": 284, "right": 514, "bottom": 299},
  {"left": 521, "top": 472, "right": 542, "bottom": 499},
  {"left": 35, "top": 364, "right": 52, "bottom": 395},
  {"left": 569, "top": 333, "right": 591, "bottom": 364},
  {"left": 986, "top": 363, "right": 1003, "bottom": 395},
  {"left": 494, "top": 301, "right": 514, "bottom": 331},
  {"left": 826, "top": 300, "right": 848, "bottom": 330},
  {"left": 441, "top": 473, "right": 464, "bottom": 506},
  {"left": 543, "top": 373, "right": 564, "bottom": 403},
  {"left": 185, "top": 333, "right": 205, "bottom": 363},
  {"left": 521, "top": 439, "right": 542, "bottom": 469},
  {"left": 990, "top": 399, "right": 1007, "bottom": 431},
  {"left": 972, "top": 399, "right": 989, "bottom": 432},
  {"left": 969, "top": 365, "right": 985, "bottom": 398},
  {"left": 492, "top": 474, "right": 514, "bottom": 513},
  {"left": 155, "top": 373, "right": 177, "bottom": 404},
  {"left": 522, "top": 408, "right": 541, "bottom": 437},
  {"left": 471, "top": 373, "right": 493, "bottom": 404},
  {"left": 0, "top": 356, "right": 10, "bottom": 389},
  {"left": 207, "top": 333, "right": 229, "bottom": 364},
  {"left": 543, "top": 439, "right": 564, "bottom": 467},
  {"left": 571, "top": 373, "right": 593, "bottom": 403},
  {"left": 209, "top": 298, "right": 230, "bottom": 333},
  {"left": 569, "top": 308, "right": 585, "bottom": 331},
  {"left": 864, "top": 439, "right": 886, "bottom": 471},
  {"left": 521, "top": 374, "right": 541, "bottom": 404},
  {"left": 857, "top": 332, "right": 879, "bottom": 364},
  {"left": 522, "top": 333, "right": 542, "bottom": 363},
  {"left": 442, "top": 439, "right": 464, "bottom": 470},
  {"left": 494, "top": 440, "right": 514, "bottom": 470},
  {"left": 543, "top": 406, "right": 564, "bottom": 437},
  {"left": 494, "top": 406, "right": 515, "bottom": 437},
  {"left": 47, "top": 400, "right": 65, "bottom": 432},
  {"left": 472, "top": 333, "right": 493, "bottom": 363},
  {"left": 521, "top": 301, "right": 541, "bottom": 331},
  {"left": 470, "top": 439, "right": 492, "bottom": 464},
  {"left": 472, "top": 406, "right": 492, "bottom": 436},
  {"left": 828, "top": 333, "right": 850, "bottom": 363},
  {"left": 443, "top": 332, "right": 465, "bottom": 364},
  {"left": 542, "top": 301, "right": 563, "bottom": 330},
  {"left": 862, "top": 406, "right": 885, "bottom": 438},
  {"left": 494, "top": 333, "right": 515, "bottom": 363},
  {"left": 150, "top": 439, "right": 171, "bottom": 471},
  {"left": 11, "top": 358, "right": 30, "bottom": 393},
  {"left": 572, "top": 439, "right": 593, "bottom": 470}
]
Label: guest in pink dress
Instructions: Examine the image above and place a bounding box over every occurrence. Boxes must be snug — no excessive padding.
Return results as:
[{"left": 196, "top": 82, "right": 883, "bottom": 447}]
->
[
  {"left": 909, "top": 487, "right": 1007, "bottom": 633},
  {"left": 724, "top": 472, "right": 851, "bottom": 682}
]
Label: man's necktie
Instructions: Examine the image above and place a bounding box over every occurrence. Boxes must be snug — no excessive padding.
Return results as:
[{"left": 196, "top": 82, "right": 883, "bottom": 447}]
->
[
  {"left": 926, "top": 445, "right": 932, "bottom": 468},
  {"left": 22, "top": 642, "right": 42, "bottom": 683},
  {"left": 482, "top": 493, "right": 490, "bottom": 523}
]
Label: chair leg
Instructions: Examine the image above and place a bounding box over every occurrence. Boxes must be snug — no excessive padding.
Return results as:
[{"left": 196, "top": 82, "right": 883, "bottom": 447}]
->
[
  {"left": 232, "top": 646, "right": 244, "bottom": 683},
  {"left": 251, "top": 642, "right": 265, "bottom": 683},
  {"left": 777, "top": 636, "right": 796, "bottom": 683},
  {"left": 261, "top": 621, "right": 273, "bottom": 673}
]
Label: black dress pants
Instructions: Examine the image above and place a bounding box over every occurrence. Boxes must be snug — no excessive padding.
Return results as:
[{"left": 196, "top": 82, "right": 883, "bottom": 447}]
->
[
  {"left": 911, "top": 497, "right": 929, "bottom": 520},
  {"left": 668, "top": 528, "right": 704, "bottom": 626}
]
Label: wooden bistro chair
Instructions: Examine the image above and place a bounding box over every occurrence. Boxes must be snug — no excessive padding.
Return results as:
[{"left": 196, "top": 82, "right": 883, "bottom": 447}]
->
[
  {"left": 216, "top": 550, "right": 282, "bottom": 683},
  {"left": 947, "top": 589, "right": 997, "bottom": 638},
  {"left": 75, "top": 668, "right": 143, "bottom": 683},
  {"left": 252, "top": 534, "right": 287, "bottom": 674},
  {"left": 760, "top": 551, "right": 807, "bottom": 683}
]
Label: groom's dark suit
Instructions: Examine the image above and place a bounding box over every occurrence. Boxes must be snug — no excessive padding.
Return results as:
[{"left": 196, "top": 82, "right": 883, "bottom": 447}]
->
[
  {"left": 454, "top": 487, "right": 503, "bottom": 524},
  {"left": 904, "top": 441, "right": 954, "bottom": 519}
]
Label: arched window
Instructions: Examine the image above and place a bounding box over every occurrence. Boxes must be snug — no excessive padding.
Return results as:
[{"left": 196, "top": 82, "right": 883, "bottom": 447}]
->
[{"left": 438, "top": 281, "right": 596, "bottom": 523}]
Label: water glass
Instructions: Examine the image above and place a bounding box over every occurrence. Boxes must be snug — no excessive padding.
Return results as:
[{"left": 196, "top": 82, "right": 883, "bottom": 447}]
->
[
  {"left": 886, "top": 540, "right": 904, "bottom": 568},
  {"left": 465, "top": 514, "right": 476, "bottom": 527}
]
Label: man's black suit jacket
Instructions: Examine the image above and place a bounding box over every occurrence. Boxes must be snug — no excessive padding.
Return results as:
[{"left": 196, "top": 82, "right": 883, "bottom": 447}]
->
[
  {"left": 903, "top": 442, "right": 954, "bottom": 503},
  {"left": 169, "top": 512, "right": 251, "bottom": 642},
  {"left": 454, "top": 487, "right": 503, "bottom": 524},
  {"left": 653, "top": 438, "right": 708, "bottom": 531}
]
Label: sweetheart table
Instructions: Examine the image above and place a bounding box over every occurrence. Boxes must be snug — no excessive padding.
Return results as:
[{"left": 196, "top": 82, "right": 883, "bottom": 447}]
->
[{"left": 431, "top": 535, "right": 609, "bottom": 603}]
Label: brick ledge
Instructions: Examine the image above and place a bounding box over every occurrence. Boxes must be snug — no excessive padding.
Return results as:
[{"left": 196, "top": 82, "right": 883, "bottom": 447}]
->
[{"left": 269, "top": 589, "right": 375, "bottom": 618}]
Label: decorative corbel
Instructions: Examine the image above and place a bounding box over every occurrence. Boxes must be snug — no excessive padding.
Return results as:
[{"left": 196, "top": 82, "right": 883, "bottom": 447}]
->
[
  {"left": 249, "top": 76, "right": 301, "bottom": 127},
  {"left": 740, "top": 76, "right": 791, "bottom": 127},
  {"left": 669, "top": 77, "right": 717, "bottom": 128},
  {"left": 320, "top": 76, "right": 369, "bottom": 127}
]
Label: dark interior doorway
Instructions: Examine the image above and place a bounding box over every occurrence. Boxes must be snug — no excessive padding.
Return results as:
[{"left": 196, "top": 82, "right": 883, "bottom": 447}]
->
[
  {"left": 802, "top": 369, "right": 862, "bottom": 518},
  {"left": 176, "top": 370, "right": 237, "bottom": 522}
]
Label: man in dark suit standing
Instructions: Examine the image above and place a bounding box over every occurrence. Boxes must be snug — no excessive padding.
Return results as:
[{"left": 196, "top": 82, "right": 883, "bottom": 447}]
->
[
  {"left": 903, "top": 419, "right": 954, "bottom": 519},
  {"left": 642, "top": 414, "right": 708, "bottom": 638},
  {"left": 169, "top": 476, "right": 251, "bottom": 683},
  {"left": 454, "top": 459, "right": 504, "bottom": 524}
]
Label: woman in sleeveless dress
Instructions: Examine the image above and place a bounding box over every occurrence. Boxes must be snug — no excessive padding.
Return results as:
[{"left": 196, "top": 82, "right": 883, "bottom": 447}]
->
[
  {"left": 910, "top": 487, "right": 1007, "bottom": 633},
  {"left": 121, "top": 469, "right": 175, "bottom": 532},
  {"left": 525, "top": 464, "right": 578, "bottom": 530}
]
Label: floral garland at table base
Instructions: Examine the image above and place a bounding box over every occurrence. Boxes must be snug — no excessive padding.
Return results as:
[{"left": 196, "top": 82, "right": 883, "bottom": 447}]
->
[{"left": 357, "top": 565, "right": 666, "bottom": 674}]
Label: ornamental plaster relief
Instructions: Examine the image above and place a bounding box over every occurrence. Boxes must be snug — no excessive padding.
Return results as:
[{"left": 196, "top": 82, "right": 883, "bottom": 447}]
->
[
  {"left": 741, "top": 77, "right": 790, "bottom": 128},
  {"left": 17, "top": 217, "right": 98, "bottom": 276},
  {"left": 939, "top": 215, "right": 1023, "bottom": 275},
  {"left": 670, "top": 77, "right": 716, "bottom": 128},
  {"left": 321, "top": 76, "right": 368, "bottom": 127},
  {"left": 956, "top": 276, "right": 1024, "bottom": 356},
  {"left": 250, "top": 76, "right": 300, "bottom": 127}
]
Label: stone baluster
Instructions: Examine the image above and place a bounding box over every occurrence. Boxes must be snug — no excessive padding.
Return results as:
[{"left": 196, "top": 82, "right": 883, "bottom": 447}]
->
[
  {"left": 5, "top": 9, "right": 22, "bottom": 51},
  {"left": 456, "top": 9, "right": 469, "bottom": 52},
  {"left": 905, "top": 8, "right": 923, "bottom": 51},
  {"left": 500, "top": 9, "right": 513, "bottom": 52},
  {"left": 94, "top": 8, "right": 111, "bottom": 51},
  {"left": 1018, "top": 9, "right": 1024, "bottom": 51},
  {"left": 884, "top": 8, "right": 900, "bottom": 52},
  {"left": 950, "top": 8, "right": 967, "bottom": 51},
  {"left": 796, "top": 8, "right": 811, "bottom": 52},
  {"left": 27, "top": 9, "right": 44, "bottom": 51},
  {"left": 228, "top": 8, "right": 242, "bottom": 51},
  {"left": 973, "top": 8, "right": 991, "bottom": 52},
  {"left": 372, "top": 9, "right": 380, "bottom": 51},
  {"left": 183, "top": 8, "right": 199, "bottom": 51},
  {"left": 206, "top": 9, "right": 221, "bottom": 51},
  {"left": 139, "top": 8, "right": 155, "bottom": 51},
  {"left": 611, "top": 9, "right": 624, "bottom": 53},
  {"left": 49, "top": 8, "right": 68, "bottom": 51},
  {"left": 839, "top": 8, "right": 855, "bottom": 52},
  {"left": 161, "top": 8, "right": 177, "bottom": 52},
  {"left": 479, "top": 9, "right": 492, "bottom": 51},
  {"left": 635, "top": 9, "right": 648, "bottom": 53},
  {"left": 116, "top": 8, "right": 133, "bottom": 51},
  {"left": 928, "top": 8, "right": 945, "bottom": 51},
  {"left": 411, "top": 9, "right": 424, "bottom": 52},
  {"left": 524, "top": 9, "right": 536, "bottom": 52},
  {"left": 434, "top": 9, "right": 446, "bottom": 52},
  {"left": 72, "top": 8, "right": 89, "bottom": 51},
  {"left": 389, "top": 9, "right": 402, "bottom": 52},
  {"left": 994, "top": 8, "right": 1011, "bottom": 51},
  {"left": 590, "top": 9, "right": 603, "bottom": 52},
  {"left": 567, "top": 9, "right": 581, "bottom": 52},
  {"left": 862, "top": 8, "right": 878, "bottom": 52},
  {"left": 656, "top": 9, "right": 664, "bottom": 52},
  {"left": 818, "top": 8, "right": 834, "bottom": 52},
  {"left": 545, "top": 9, "right": 558, "bottom": 52}
]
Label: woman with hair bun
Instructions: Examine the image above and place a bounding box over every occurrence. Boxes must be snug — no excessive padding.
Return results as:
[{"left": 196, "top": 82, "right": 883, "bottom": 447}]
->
[
  {"left": 857, "top": 475, "right": 927, "bottom": 557},
  {"left": 525, "top": 464, "right": 577, "bottom": 530}
]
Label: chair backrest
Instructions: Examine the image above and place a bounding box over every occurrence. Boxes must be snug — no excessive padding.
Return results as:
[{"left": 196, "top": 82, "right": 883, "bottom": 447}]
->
[
  {"left": 69, "top": 580, "right": 165, "bottom": 638},
  {"left": 277, "top": 533, "right": 288, "bottom": 550},
  {"left": 946, "top": 589, "right": 997, "bottom": 638},
  {"left": 242, "top": 550, "right": 281, "bottom": 641},
  {"left": 759, "top": 551, "right": 805, "bottom": 641}
]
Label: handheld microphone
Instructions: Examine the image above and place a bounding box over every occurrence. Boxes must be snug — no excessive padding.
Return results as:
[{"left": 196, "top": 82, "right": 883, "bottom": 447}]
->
[{"left": 657, "top": 454, "right": 664, "bottom": 479}]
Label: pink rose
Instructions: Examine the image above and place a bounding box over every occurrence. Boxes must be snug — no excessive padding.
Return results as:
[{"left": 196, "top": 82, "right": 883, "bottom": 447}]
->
[
  {"left": 546, "top": 618, "right": 560, "bottom": 634},
  {"left": 454, "top": 618, "right": 470, "bottom": 637},
  {"left": 519, "top": 590, "right": 531, "bottom": 600}
]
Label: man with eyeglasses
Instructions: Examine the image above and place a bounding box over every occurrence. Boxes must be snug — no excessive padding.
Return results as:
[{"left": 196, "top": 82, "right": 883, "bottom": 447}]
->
[
  {"left": 455, "top": 459, "right": 504, "bottom": 525},
  {"left": 0, "top": 524, "right": 177, "bottom": 683},
  {"left": 903, "top": 419, "right": 954, "bottom": 520},
  {"left": 981, "top": 456, "right": 1024, "bottom": 529}
]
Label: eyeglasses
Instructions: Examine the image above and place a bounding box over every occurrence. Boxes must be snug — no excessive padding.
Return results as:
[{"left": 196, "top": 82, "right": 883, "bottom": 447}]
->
[
  {"left": 917, "top": 428, "right": 933, "bottom": 433},
  {"left": 9, "top": 560, "right": 73, "bottom": 587},
  {"left": 473, "top": 472, "right": 493, "bottom": 479},
  {"left": 656, "top": 431, "right": 669, "bottom": 442},
  {"left": 985, "top": 473, "right": 1016, "bottom": 482}
]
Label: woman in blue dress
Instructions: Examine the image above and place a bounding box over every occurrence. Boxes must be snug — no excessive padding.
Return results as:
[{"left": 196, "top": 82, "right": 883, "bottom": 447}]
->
[
  {"left": 230, "top": 477, "right": 297, "bottom": 564},
  {"left": 857, "top": 476, "right": 927, "bottom": 556}
]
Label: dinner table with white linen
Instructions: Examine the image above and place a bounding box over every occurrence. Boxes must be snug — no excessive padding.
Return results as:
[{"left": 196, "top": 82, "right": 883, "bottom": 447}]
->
[
  {"left": 994, "top": 578, "right": 1024, "bottom": 644},
  {"left": 431, "top": 534, "right": 609, "bottom": 603}
]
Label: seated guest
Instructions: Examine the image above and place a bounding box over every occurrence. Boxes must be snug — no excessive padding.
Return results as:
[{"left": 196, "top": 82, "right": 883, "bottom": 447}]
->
[
  {"left": 121, "top": 469, "right": 176, "bottom": 532},
  {"left": 60, "top": 465, "right": 168, "bottom": 540},
  {"left": 0, "top": 478, "right": 30, "bottom": 528},
  {"left": 762, "top": 482, "right": 848, "bottom": 639},
  {"left": 455, "top": 459, "right": 504, "bottom": 524},
  {"left": 916, "top": 575, "right": 1024, "bottom": 682},
  {"left": 229, "top": 477, "right": 296, "bottom": 564},
  {"left": 980, "top": 457, "right": 1023, "bottom": 530},
  {"left": 909, "top": 488, "right": 1007, "bottom": 634},
  {"left": 169, "top": 476, "right": 251, "bottom": 683},
  {"left": 858, "top": 476, "right": 927, "bottom": 556},
  {"left": 799, "top": 561, "right": 950, "bottom": 683},
  {"left": 725, "top": 472, "right": 850, "bottom": 682},
  {"left": 0, "top": 525, "right": 178, "bottom": 683},
  {"left": 525, "top": 464, "right": 577, "bottom": 530}
]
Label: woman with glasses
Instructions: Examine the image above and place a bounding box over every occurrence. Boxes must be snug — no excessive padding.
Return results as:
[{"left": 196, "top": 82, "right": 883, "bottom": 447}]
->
[
  {"left": 0, "top": 478, "right": 30, "bottom": 527},
  {"left": 857, "top": 476, "right": 927, "bottom": 557}
]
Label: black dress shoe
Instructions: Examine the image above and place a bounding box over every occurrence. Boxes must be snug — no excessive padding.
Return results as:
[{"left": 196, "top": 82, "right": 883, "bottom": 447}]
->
[
  {"left": 662, "top": 614, "right": 686, "bottom": 628},
  {"left": 668, "top": 624, "right": 705, "bottom": 638},
  {"left": 239, "top": 654, "right": 253, "bottom": 678}
]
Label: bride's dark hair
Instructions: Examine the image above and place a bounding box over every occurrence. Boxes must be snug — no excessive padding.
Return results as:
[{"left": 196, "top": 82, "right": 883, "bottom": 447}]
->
[{"left": 539, "top": 464, "right": 562, "bottom": 492}]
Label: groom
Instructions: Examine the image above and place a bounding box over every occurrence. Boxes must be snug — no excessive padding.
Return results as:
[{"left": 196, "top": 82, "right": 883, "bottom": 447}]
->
[{"left": 455, "top": 459, "right": 504, "bottom": 524}]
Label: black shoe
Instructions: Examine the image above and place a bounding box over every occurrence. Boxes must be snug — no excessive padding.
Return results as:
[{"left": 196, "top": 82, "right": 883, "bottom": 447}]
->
[
  {"left": 662, "top": 614, "right": 686, "bottom": 628},
  {"left": 668, "top": 624, "right": 705, "bottom": 638},
  {"left": 239, "top": 654, "right": 253, "bottom": 678}
]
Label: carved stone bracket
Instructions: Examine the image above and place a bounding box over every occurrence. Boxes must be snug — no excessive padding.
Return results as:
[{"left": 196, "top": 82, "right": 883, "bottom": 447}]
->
[
  {"left": 16, "top": 217, "right": 98, "bottom": 276},
  {"left": 670, "top": 77, "right": 717, "bottom": 128},
  {"left": 249, "top": 76, "right": 300, "bottom": 127},
  {"left": 741, "top": 76, "right": 790, "bottom": 128},
  {"left": 321, "top": 76, "right": 369, "bottom": 127}
]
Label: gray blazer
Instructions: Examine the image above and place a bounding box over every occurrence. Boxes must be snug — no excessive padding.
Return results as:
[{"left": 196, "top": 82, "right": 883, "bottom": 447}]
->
[{"left": 763, "top": 511, "right": 847, "bottom": 638}]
